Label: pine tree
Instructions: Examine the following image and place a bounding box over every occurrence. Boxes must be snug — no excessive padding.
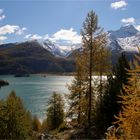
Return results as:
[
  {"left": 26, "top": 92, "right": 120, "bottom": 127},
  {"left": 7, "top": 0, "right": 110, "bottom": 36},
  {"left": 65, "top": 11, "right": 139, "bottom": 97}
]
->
[
  {"left": 46, "top": 92, "right": 65, "bottom": 130},
  {"left": 106, "top": 53, "right": 140, "bottom": 139}
]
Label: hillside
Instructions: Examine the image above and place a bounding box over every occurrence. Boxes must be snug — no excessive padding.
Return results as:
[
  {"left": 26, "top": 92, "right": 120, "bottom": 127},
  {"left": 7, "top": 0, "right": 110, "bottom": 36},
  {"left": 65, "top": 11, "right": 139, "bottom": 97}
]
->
[
  {"left": 0, "top": 25, "right": 140, "bottom": 74},
  {"left": 0, "top": 41, "right": 75, "bottom": 74}
]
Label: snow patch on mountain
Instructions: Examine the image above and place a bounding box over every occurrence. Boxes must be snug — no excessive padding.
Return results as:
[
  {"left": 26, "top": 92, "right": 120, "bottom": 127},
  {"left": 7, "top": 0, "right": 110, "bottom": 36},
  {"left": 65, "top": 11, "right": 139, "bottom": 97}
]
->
[
  {"left": 25, "top": 25, "right": 140, "bottom": 57},
  {"left": 117, "top": 33, "right": 140, "bottom": 52},
  {"left": 35, "top": 39, "right": 81, "bottom": 57},
  {"left": 107, "top": 25, "right": 140, "bottom": 52}
]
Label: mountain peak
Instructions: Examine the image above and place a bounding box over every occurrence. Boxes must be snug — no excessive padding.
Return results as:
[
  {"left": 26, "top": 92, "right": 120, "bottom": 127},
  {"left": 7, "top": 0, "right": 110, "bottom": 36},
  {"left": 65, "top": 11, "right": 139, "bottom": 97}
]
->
[
  {"left": 119, "top": 24, "right": 138, "bottom": 33},
  {"left": 108, "top": 25, "right": 139, "bottom": 38}
]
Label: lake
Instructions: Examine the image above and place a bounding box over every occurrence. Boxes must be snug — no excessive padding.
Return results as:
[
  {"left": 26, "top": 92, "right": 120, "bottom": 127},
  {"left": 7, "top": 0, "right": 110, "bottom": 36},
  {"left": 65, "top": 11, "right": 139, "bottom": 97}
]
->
[{"left": 0, "top": 75, "right": 73, "bottom": 120}]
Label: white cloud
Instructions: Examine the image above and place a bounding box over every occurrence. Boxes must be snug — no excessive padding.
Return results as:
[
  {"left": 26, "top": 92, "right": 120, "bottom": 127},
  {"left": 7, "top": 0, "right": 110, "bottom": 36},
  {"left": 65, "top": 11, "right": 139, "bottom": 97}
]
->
[
  {"left": 0, "top": 36, "right": 7, "bottom": 44},
  {"left": 110, "top": 1, "right": 127, "bottom": 10},
  {"left": 25, "top": 28, "right": 82, "bottom": 44},
  {"left": 51, "top": 28, "right": 81, "bottom": 44},
  {"left": 0, "top": 15, "right": 5, "bottom": 21},
  {"left": 25, "top": 34, "right": 32, "bottom": 39},
  {"left": 16, "top": 27, "right": 27, "bottom": 35},
  {"left": 0, "top": 25, "right": 26, "bottom": 35},
  {"left": 0, "top": 9, "right": 3, "bottom": 14},
  {"left": 25, "top": 34, "right": 42, "bottom": 40},
  {"left": 121, "top": 17, "right": 135, "bottom": 25},
  {"left": 0, "top": 9, "right": 5, "bottom": 21},
  {"left": 0, "top": 9, "right": 27, "bottom": 43},
  {"left": 0, "top": 36, "right": 7, "bottom": 41}
]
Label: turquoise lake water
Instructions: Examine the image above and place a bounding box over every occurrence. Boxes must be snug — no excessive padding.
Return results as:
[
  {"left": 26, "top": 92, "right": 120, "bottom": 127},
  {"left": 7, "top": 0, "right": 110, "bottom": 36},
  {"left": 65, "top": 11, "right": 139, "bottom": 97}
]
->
[{"left": 0, "top": 75, "right": 73, "bottom": 120}]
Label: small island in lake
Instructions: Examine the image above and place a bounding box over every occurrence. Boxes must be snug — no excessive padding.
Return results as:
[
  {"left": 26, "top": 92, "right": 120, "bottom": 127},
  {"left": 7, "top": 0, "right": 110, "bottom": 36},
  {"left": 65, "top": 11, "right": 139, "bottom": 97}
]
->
[
  {"left": 0, "top": 80, "right": 9, "bottom": 88},
  {"left": 14, "top": 73, "right": 30, "bottom": 77}
]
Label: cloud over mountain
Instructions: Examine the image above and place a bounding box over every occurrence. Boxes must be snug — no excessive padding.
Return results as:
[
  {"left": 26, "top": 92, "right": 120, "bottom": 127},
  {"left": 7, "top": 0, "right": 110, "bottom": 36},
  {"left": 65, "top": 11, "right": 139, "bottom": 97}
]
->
[
  {"left": 51, "top": 28, "right": 81, "bottom": 44},
  {"left": 0, "top": 36, "right": 7, "bottom": 41},
  {"left": 0, "top": 25, "right": 27, "bottom": 42},
  {"left": 25, "top": 28, "right": 81, "bottom": 44},
  {"left": 0, "top": 8, "right": 27, "bottom": 43},
  {"left": 25, "top": 34, "right": 42, "bottom": 40},
  {"left": 121, "top": 17, "right": 135, "bottom": 25}
]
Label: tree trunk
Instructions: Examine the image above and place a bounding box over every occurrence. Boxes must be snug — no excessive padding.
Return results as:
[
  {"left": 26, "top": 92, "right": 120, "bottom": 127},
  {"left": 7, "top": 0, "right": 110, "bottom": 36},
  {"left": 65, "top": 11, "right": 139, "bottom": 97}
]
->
[
  {"left": 100, "top": 69, "right": 103, "bottom": 105},
  {"left": 78, "top": 92, "right": 81, "bottom": 124},
  {"left": 88, "top": 44, "right": 93, "bottom": 127}
]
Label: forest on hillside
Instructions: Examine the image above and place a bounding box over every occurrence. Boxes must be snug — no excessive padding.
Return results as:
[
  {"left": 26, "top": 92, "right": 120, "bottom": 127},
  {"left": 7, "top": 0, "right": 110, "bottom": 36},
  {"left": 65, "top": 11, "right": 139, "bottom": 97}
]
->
[{"left": 0, "top": 10, "right": 140, "bottom": 140}]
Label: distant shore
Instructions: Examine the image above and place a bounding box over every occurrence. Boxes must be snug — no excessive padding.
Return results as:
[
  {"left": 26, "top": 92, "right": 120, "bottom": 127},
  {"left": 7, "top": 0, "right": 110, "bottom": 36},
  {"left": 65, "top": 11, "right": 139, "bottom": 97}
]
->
[
  {"left": 0, "top": 72, "right": 109, "bottom": 76},
  {"left": 36, "top": 72, "right": 74, "bottom": 76},
  {"left": 0, "top": 73, "right": 74, "bottom": 76}
]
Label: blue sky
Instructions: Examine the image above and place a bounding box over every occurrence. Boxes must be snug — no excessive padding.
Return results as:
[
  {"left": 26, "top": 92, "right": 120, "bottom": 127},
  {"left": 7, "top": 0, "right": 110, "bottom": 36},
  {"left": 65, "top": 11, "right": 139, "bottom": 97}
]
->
[{"left": 0, "top": 0, "right": 140, "bottom": 44}]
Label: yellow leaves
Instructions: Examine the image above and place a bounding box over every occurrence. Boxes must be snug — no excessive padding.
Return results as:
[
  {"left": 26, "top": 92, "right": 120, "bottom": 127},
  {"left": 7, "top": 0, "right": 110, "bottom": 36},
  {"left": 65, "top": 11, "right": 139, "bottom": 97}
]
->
[
  {"left": 0, "top": 91, "right": 32, "bottom": 139},
  {"left": 32, "top": 116, "right": 41, "bottom": 132},
  {"left": 106, "top": 127, "right": 118, "bottom": 140},
  {"left": 106, "top": 51, "right": 140, "bottom": 139}
]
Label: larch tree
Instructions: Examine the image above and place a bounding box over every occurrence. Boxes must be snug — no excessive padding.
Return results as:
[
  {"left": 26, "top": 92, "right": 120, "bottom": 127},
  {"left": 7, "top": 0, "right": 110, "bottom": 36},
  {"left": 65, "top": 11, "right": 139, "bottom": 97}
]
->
[
  {"left": 68, "top": 51, "right": 89, "bottom": 126},
  {"left": 46, "top": 92, "right": 65, "bottom": 130},
  {"left": 0, "top": 91, "right": 32, "bottom": 139},
  {"left": 81, "top": 11, "right": 98, "bottom": 126},
  {"left": 0, "top": 100, "right": 7, "bottom": 138},
  {"left": 81, "top": 10, "right": 109, "bottom": 128},
  {"left": 94, "top": 36, "right": 111, "bottom": 101},
  {"left": 32, "top": 115, "right": 41, "bottom": 132},
  {"left": 106, "top": 53, "right": 140, "bottom": 139},
  {"left": 40, "top": 118, "right": 48, "bottom": 133},
  {"left": 68, "top": 11, "right": 110, "bottom": 131}
]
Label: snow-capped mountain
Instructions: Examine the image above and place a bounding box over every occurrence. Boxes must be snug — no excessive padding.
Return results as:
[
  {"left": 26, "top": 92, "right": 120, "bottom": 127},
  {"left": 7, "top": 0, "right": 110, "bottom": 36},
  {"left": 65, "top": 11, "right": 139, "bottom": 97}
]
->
[
  {"left": 108, "top": 25, "right": 138, "bottom": 38},
  {"left": 1, "top": 25, "right": 140, "bottom": 74},
  {"left": 43, "top": 39, "right": 81, "bottom": 57},
  {"left": 40, "top": 25, "right": 140, "bottom": 57},
  {"left": 2, "top": 25, "right": 139, "bottom": 58},
  {"left": 30, "top": 39, "right": 81, "bottom": 57},
  {"left": 107, "top": 25, "right": 140, "bottom": 52}
]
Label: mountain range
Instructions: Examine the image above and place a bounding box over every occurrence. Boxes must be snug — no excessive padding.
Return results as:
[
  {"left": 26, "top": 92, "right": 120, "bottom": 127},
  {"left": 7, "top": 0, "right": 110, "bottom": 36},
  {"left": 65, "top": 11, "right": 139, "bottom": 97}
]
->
[{"left": 0, "top": 25, "right": 139, "bottom": 74}]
